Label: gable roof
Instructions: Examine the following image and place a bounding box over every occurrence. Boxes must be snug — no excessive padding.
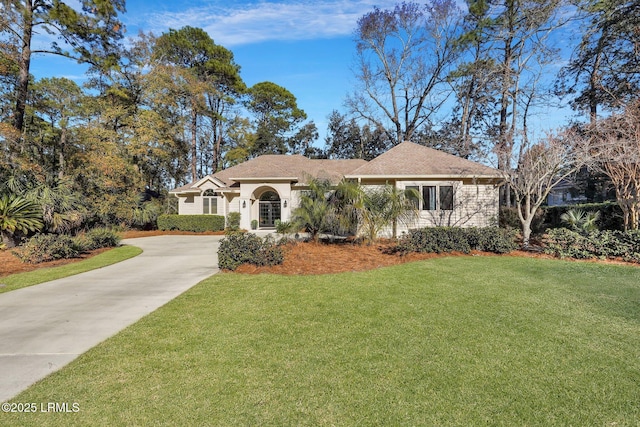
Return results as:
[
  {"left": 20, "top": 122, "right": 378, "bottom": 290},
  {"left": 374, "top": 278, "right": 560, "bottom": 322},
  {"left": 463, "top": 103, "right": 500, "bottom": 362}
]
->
[
  {"left": 170, "top": 142, "right": 500, "bottom": 194},
  {"left": 347, "top": 141, "right": 500, "bottom": 178}
]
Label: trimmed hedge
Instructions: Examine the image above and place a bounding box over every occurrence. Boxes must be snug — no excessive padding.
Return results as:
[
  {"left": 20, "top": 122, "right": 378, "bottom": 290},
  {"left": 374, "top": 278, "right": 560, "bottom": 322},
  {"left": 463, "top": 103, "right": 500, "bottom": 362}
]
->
[
  {"left": 397, "top": 227, "right": 518, "bottom": 254},
  {"left": 544, "top": 228, "right": 640, "bottom": 262},
  {"left": 218, "top": 233, "right": 284, "bottom": 271},
  {"left": 157, "top": 214, "right": 225, "bottom": 232}
]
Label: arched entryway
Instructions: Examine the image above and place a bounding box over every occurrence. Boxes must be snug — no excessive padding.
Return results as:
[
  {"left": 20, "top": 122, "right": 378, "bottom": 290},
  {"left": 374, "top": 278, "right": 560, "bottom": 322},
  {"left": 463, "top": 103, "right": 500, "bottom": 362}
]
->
[{"left": 258, "top": 190, "right": 281, "bottom": 228}]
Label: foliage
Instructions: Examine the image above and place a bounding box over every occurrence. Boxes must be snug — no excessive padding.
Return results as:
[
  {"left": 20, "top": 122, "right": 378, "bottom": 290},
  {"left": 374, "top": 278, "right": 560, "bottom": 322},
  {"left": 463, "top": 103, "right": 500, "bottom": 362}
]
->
[
  {"left": 77, "top": 227, "right": 122, "bottom": 251},
  {"left": 157, "top": 214, "right": 225, "bottom": 232},
  {"left": 544, "top": 202, "right": 623, "bottom": 231},
  {"left": 13, "top": 233, "right": 84, "bottom": 264},
  {"left": 292, "top": 179, "right": 333, "bottom": 241},
  {"left": 226, "top": 212, "right": 241, "bottom": 231},
  {"left": 0, "top": 194, "right": 44, "bottom": 248},
  {"left": 397, "top": 227, "right": 517, "bottom": 254},
  {"left": 275, "top": 220, "right": 297, "bottom": 236},
  {"left": 359, "top": 185, "right": 419, "bottom": 241},
  {"left": 544, "top": 228, "right": 640, "bottom": 263},
  {"left": 245, "top": 81, "right": 308, "bottom": 156},
  {"left": 217, "top": 233, "right": 284, "bottom": 271},
  {"left": 560, "top": 209, "right": 600, "bottom": 233}
]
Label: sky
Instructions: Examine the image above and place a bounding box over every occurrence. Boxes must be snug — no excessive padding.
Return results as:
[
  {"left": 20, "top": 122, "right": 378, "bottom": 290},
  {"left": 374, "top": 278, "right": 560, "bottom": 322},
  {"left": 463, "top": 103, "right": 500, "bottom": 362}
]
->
[
  {"left": 29, "top": 0, "right": 401, "bottom": 145},
  {"left": 27, "top": 0, "right": 577, "bottom": 149}
]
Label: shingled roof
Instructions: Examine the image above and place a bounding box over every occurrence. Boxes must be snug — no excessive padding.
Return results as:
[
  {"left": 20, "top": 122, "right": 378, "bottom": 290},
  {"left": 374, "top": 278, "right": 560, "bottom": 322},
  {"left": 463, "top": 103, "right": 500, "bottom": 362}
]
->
[
  {"left": 347, "top": 141, "right": 500, "bottom": 178},
  {"left": 171, "top": 142, "right": 499, "bottom": 194}
]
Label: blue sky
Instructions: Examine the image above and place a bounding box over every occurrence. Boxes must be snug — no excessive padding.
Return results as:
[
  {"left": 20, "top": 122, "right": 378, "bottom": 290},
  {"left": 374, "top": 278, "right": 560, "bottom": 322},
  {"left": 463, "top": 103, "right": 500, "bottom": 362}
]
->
[
  {"left": 30, "top": 0, "right": 400, "bottom": 145},
  {"left": 28, "top": 0, "right": 578, "bottom": 148}
]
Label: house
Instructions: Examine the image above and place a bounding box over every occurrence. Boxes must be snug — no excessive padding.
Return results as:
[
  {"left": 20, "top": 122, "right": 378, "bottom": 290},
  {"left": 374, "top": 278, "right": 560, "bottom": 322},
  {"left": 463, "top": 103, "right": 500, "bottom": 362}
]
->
[{"left": 169, "top": 141, "right": 502, "bottom": 234}]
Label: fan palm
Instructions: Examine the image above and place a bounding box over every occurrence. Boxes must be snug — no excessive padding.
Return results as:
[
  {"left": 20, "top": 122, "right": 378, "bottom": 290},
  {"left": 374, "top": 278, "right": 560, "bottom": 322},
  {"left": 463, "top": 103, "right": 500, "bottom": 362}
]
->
[{"left": 0, "top": 194, "right": 44, "bottom": 248}]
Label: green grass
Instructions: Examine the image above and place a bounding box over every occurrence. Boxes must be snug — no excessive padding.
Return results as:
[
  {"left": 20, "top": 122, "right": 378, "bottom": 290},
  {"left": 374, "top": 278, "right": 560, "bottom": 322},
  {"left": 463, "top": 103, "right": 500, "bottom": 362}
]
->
[
  {"left": 3, "top": 257, "right": 640, "bottom": 426},
  {"left": 0, "top": 245, "right": 142, "bottom": 294}
]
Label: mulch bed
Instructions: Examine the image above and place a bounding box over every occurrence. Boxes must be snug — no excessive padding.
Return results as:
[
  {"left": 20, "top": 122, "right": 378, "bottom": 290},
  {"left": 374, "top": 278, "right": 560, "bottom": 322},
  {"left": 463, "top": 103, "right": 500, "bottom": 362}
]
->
[{"left": 1, "top": 231, "right": 637, "bottom": 280}]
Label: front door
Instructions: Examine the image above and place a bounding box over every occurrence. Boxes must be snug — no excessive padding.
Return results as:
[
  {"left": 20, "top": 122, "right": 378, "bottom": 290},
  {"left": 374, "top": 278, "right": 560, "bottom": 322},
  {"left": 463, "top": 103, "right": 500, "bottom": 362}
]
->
[{"left": 258, "top": 191, "right": 281, "bottom": 228}]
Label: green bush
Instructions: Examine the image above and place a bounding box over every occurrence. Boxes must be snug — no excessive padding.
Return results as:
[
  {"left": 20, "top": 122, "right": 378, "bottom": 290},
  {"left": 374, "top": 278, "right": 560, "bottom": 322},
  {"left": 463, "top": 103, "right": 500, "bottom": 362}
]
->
[
  {"left": 80, "top": 227, "right": 122, "bottom": 250},
  {"left": 218, "top": 233, "right": 284, "bottom": 271},
  {"left": 226, "top": 212, "right": 241, "bottom": 231},
  {"left": 544, "top": 228, "right": 640, "bottom": 262},
  {"left": 157, "top": 214, "right": 225, "bottom": 232},
  {"left": 397, "top": 227, "right": 517, "bottom": 255},
  {"left": 14, "top": 233, "right": 84, "bottom": 264}
]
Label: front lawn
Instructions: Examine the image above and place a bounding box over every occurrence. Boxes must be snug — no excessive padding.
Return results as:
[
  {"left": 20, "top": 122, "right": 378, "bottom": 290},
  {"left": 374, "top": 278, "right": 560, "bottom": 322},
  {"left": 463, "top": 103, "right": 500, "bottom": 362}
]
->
[{"left": 4, "top": 257, "right": 640, "bottom": 426}]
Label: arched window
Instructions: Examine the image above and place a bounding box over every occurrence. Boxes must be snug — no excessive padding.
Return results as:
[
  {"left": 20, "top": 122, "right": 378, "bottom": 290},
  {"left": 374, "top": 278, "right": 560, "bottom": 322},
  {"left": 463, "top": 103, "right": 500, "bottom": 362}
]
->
[{"left": 203, "top": 189, "right": 217, "bottom": 214}]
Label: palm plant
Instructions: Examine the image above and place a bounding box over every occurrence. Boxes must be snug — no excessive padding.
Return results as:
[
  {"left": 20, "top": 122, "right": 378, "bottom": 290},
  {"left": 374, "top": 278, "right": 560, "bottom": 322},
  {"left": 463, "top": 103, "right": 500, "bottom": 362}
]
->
[
  {"left": 560, "top": 209, "right": 600, "bottom": 233},
  {"left": 0, "top": 194, "right": 44, "bottom": 248},
  {"left": 360, "top": 184, "right": 419, "bottom": 243},
  {"left": 292, "top": 179, "right": 333, "bottom": 242}
]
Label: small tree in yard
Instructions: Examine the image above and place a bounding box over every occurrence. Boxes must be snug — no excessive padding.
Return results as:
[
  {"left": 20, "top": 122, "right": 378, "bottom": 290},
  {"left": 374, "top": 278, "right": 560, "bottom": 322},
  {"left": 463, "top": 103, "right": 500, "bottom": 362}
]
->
[
  {"left": 589, "top": 101, "right": 640, "bottom": 231},
  {"left": 501, "top": 129, "right": 590, "bottom": 247},
  {"left": 360, "top": 184, "right": 419, "bottom": 243},
  {"left": 292, "top": 179, "right": 333, "bottom": 242}
]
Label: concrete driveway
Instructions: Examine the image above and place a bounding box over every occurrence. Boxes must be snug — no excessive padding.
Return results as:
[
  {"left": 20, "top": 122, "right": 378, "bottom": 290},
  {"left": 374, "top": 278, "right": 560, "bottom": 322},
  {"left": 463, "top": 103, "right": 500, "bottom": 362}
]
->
[{"left": 0, "top": 235, "right": 222, "bottom": 402}]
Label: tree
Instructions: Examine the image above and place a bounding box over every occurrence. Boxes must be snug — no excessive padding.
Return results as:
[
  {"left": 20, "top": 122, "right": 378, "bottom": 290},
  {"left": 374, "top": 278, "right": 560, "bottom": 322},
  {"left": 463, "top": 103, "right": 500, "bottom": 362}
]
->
[
  {"left": 501, "top": 129, "right": 590, "bottom": 246},
  {"left": 0, "top": 0, "right": 125, "bottom": 135},
  {"left": 557, "top": 0, "right": 640, "bottom": 122},
  {"left": 31, "top": 77, "right": 84, "bottom": 178},
  {"left": 348, "top": 1, "right": 464, "bottom": 144},
  {"left": 245, "top": 81, "right": 307, "bottom": 156},
  {"left": 588, "top": 100, "right": 640, "bottom": 230},
  {"left": 0, "top": 193, "right": 43, "bottom": 248},
  {"left": 152, "top": 26, "right": 244, "bottom": 180},
  {"left": 480, "top": 0, "right": 570, "bottom": 206},
  {"left": 324, "top": 110, "right": 392, "bottom": 160}
]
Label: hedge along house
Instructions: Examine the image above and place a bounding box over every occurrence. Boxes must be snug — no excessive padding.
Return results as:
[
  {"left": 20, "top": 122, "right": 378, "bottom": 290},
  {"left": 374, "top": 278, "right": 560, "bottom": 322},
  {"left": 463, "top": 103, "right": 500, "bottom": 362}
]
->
[{"left": 169, "top": 141, "right": 502, "bottom": 234}]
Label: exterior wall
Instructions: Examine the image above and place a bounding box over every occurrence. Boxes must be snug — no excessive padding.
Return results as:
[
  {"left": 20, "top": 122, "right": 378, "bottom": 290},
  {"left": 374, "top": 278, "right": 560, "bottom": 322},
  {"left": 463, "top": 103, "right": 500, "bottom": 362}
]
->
[
  {"left": 367, "top": 179, "right": 499, "bottom": 237},
  {"left": 237, "top": 181, "right": 294, "bottom": 230}
]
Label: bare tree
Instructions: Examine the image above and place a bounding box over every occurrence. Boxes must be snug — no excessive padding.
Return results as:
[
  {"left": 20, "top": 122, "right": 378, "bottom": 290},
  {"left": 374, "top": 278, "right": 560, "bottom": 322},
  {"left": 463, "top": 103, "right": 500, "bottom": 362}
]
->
[
  {"left": 589, "top": 101, "right": 640, "bottom": 230},
  {"left": 501, "top": 128, "right": 591, "bottom": 247},
  {"left": 347, "top": 1, "right": 464, "bottom": 144}
]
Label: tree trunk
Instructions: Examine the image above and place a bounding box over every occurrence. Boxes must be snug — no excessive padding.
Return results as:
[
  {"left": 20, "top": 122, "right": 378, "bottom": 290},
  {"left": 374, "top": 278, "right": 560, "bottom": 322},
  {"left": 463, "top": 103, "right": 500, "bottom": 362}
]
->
[
  {"left": 190, "top": 108, "right": 197, "bottom": 181},
  {"left": 14, "top": 0, "right": 34, "bottom": 135}
]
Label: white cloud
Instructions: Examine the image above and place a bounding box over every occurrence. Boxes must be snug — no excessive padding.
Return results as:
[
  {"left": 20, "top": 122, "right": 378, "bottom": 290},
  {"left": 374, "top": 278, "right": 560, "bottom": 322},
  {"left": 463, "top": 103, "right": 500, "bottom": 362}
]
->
[{"left": 141, "top": 0, "right": 399, "bottom": 46}]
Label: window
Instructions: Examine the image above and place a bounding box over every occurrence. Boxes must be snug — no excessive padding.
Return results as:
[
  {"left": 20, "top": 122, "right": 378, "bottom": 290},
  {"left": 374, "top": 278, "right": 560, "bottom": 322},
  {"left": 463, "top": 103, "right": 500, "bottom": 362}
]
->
[
  {"left": 422, "top": 186, "right": 436, "bottom": 211},
  {"left": 202, "top": 189, "right": 217, "bottom": 215},
  {"left": 406, "top": 186, "right": 420, "bottom": 210},
  {"left": 440, "top": 186, "right": 454, "bottom": 210},
  {"left": 411, "top": 184, "right": 455, "bottom": 211}
]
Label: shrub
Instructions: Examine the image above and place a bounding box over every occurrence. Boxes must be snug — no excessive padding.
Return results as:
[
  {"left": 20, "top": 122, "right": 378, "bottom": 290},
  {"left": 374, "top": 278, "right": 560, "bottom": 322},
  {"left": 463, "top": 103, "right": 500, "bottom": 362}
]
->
[
  {"left": 79, "top": 227, "right": 122, "bottom": 250},
  {"left": 14, "top": 233, "right": 84, "bottom": 264},
  {"left": 397, "top": 227, "right": 517, "bottom": 255},
  {"left": 226, "top": 212, "right": 241, "bottom": 231},
  {"left": 544, "top": 202, "right": 623, "bottom": 231},
  {"left": 157, "top": 214, "right": 225, "bottom": 232},
  {"left": 544, "top": 228, "right": 640, "bottom": 262},
  {"left": 218, "top": 233, "right": 284, "bottom": 271}
]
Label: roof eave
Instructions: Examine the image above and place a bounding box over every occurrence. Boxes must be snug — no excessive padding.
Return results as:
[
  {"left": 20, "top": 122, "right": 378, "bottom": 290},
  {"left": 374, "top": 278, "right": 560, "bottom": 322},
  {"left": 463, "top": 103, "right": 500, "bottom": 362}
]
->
[{"left": 344, "top": 174, "right": 502, "bottom": 180}]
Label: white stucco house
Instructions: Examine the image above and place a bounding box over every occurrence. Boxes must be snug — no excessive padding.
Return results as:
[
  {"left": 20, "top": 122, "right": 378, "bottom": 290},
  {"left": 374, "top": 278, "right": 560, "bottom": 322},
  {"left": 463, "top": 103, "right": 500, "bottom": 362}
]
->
[{"left": 169, "top": 141, "right": 502, "bottom": 234}]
